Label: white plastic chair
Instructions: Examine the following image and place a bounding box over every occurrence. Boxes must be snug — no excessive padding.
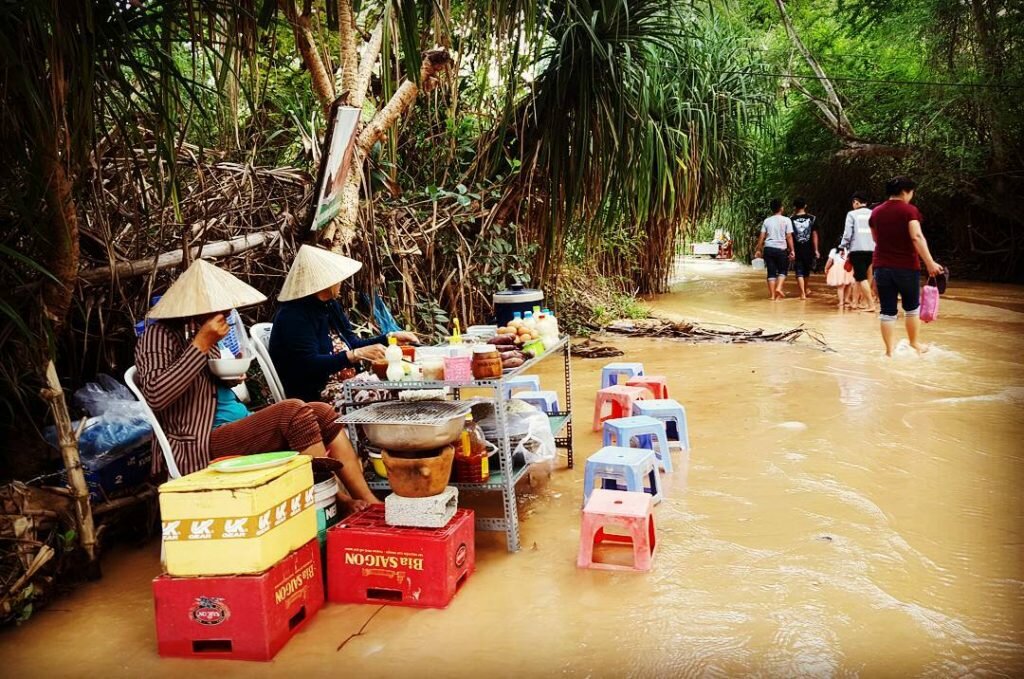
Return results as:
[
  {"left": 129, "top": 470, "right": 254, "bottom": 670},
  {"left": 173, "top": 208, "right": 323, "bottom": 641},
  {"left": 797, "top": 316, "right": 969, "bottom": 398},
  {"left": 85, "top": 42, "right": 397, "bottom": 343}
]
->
[
  {"left": 124, "top": 366, "right": 182, "bottom": 479},
  {"left": 249, "top": 322, "right": 285, "bottom": 403}
]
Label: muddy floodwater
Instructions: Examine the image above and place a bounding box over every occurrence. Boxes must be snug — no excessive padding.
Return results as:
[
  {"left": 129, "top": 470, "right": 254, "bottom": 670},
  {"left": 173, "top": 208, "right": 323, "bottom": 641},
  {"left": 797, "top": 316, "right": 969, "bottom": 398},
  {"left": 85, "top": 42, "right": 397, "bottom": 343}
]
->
[{"left": 3, "top": 259, "right": 1023, "bottom": 677}]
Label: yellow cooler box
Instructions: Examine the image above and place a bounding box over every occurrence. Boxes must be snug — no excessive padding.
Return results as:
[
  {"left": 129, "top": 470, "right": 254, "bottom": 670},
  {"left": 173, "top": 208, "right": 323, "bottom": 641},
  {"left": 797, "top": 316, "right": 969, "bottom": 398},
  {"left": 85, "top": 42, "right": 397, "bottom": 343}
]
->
[{"left": 159, "top": 455, "right": 317, "bottom": 577}]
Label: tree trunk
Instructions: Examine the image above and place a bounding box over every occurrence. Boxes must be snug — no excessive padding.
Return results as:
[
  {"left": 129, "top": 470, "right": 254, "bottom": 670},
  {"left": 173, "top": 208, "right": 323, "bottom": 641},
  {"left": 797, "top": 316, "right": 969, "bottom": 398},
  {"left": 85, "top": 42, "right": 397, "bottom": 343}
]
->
[
  {"left": 322, "top": 50, "right": 452, "bottom": 250},
  {"left": 279, "top": 0, "right": 335, "bottom": 110},
  {"left": 774, "top": 0, "right": 855, "bottom": 139},
  {"left": 39, "top": 150, "right": 79, "bottom": 328},
  {"left": 337, "top": 0, "right": 358, "bottom": 99}
]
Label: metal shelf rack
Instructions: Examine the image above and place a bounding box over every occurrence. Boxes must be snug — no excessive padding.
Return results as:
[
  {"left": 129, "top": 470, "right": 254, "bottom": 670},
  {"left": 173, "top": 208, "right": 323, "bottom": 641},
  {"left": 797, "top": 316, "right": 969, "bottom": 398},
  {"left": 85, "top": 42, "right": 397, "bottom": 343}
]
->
[{"left": 339, "top": 335, "right": 574, "bottom": 552}]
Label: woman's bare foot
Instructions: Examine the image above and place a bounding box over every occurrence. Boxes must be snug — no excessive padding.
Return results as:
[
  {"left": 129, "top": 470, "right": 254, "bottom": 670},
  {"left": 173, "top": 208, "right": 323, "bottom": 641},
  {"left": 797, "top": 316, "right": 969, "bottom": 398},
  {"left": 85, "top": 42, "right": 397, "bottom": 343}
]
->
[
  {"left": 910, "top": 342, "right": 930, "bottom": 355},
  {"left": 336, "top": 496, "right": 372, "bottom": 515}
]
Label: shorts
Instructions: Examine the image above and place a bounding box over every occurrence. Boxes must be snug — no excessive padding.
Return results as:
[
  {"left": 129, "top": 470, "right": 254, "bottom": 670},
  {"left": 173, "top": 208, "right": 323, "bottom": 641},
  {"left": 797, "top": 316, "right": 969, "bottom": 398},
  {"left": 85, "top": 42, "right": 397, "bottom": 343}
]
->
[
  {"left": 764, "top": 247, "right": 789, "bottom": 280},
  {"left": 874, "top": 267, "right": 920, "bottom": 321},
  {"left": 849, "top": 251, "right": 872, "bottom": 282},
  {"left": 794, "top": 248, "right": 816, "bottom": 277}
]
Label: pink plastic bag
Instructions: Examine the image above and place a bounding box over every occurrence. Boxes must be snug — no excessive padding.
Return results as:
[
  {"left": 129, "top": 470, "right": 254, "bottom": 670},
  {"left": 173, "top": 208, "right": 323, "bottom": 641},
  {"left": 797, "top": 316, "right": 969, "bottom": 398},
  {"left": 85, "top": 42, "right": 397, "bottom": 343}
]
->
[{"left": 920, "top": 281, "right": 939, "bottom": 323}]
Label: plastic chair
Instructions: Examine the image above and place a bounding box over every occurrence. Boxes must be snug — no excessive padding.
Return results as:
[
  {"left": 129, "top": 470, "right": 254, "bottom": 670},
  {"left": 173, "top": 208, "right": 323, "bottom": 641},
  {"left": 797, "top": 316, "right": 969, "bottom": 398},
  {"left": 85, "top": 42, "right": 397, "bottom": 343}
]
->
[
  {"left": 124, "top": 366, "right": 181, "bottom": 479},
  {"left": 513, "top": 390, "right": 560, "bottom": 414},
  {"left": 602, "top": 415, "right": 672, "bottom": 472},
  {"left": 592, "top": 385, "right": 648, "bottom": 431},
  {"left": 502, "top": 375, "right": 541, "bottom": 400},
  {"left": 625, "top": 375, "right": 669, "bottom": 400},
  {"left": 577, "top": 489, "right": 657, "bottom": 572},
  {"left": 249, "top": 322, "right": 286, "bottom": 403},
  {"left": 600, "top": 362, "right": 645, "bottom": 389},
  {"left": 633, "top": 399, "right": 690, "bottom": 450},
  {"left": 582, "top": 446, "right": 662, "bottom": 506}
]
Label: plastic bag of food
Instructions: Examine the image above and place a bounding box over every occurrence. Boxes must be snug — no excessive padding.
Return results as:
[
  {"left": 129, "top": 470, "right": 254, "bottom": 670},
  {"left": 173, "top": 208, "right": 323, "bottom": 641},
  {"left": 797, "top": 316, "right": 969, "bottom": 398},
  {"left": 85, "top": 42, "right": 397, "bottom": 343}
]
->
[{"left": 475, "top": 400, "right": 556, "bottom": 465}]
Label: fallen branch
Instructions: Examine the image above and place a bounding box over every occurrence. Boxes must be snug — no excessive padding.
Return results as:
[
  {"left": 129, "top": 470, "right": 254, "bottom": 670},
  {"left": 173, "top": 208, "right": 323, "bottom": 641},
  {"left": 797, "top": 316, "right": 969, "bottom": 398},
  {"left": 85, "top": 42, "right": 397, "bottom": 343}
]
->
[
  {"left": 603, "top": 318, "right": 832, "bottom": 351},
  {"left": 571, "top": 339, "right": 624, "bottom": 359},
  {"left": 78, "top": 232, "right": 278, "bottom": 285}
]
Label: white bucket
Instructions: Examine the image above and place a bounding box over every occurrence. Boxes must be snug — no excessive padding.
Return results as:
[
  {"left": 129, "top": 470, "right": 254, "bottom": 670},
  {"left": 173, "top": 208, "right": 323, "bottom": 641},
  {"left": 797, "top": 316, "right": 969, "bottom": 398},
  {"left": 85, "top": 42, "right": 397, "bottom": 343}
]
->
[
  {"left": 313, "top": 476, "right": 340, "bottom": 546},
  {"left": 751, "top": 257, "right": 765, "bottom": 270}
]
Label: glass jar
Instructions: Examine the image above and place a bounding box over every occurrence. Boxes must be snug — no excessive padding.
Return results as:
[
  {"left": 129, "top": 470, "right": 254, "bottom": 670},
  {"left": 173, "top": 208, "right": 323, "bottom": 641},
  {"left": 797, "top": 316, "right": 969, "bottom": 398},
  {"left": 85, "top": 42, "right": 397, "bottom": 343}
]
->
[
  {"left": 471, "top": 344, "right": 502, "bottom": 380},
  {"left": 421, "top": 358, "right": 445, "bottom": 381}
]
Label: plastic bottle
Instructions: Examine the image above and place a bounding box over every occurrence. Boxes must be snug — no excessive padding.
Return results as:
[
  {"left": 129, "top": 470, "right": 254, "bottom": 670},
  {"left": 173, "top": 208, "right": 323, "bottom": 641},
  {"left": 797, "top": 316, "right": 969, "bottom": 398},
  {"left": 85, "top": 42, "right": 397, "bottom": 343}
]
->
[
  {"left": 544, "top": 308, "right": 560, "bottom": 338},
  {"left": 523, "top": 310, "right": 536, "bottom": 331},
  {"left": 385, "top": 337, "right": 404, "bottom": 381},
  {"left": 537, "top": 312, "right": 558, "bottom": 350},
  {"left": 454, "top": 414, "right": 489, "bottom": 483}
]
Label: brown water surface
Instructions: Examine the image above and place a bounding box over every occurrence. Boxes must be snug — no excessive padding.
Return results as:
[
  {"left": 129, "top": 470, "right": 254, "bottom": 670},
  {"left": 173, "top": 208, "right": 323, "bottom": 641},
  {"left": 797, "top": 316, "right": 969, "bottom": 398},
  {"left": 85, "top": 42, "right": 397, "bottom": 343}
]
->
[{"left": 3, "top": 259, "right": 1023, "bottom": 677}]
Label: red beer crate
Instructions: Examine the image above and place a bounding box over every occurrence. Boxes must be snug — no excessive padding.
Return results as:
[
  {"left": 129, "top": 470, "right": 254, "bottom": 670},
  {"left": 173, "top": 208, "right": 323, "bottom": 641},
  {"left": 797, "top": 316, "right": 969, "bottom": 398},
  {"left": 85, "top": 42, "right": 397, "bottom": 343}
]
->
[
  {"left": 153, "top": 539, "right": 323, "bottom": 661},
  {"left": 326, "top": 505, "right": 474, "bottom": 609}
]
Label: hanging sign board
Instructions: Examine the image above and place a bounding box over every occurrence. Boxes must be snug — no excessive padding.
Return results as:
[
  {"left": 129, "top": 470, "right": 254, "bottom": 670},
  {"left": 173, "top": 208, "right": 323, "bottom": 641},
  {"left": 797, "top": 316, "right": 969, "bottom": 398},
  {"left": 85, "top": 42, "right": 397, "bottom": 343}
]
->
[{"left": 309, "top": 101, "right": 361, "bottom": 232}]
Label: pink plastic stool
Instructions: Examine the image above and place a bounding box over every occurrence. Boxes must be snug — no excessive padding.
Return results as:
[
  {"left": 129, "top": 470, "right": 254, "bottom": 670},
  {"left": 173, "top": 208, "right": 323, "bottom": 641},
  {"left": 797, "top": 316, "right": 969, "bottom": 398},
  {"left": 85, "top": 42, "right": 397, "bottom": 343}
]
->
[
  {"left": 577, "top": 489, "right": 657, "bottom": 572},
  {"left": 625, "top": 375, "right": 669, "bottom": 399},
  {"left": 592, "top": 385, "right": 648, "bottom": 431}
]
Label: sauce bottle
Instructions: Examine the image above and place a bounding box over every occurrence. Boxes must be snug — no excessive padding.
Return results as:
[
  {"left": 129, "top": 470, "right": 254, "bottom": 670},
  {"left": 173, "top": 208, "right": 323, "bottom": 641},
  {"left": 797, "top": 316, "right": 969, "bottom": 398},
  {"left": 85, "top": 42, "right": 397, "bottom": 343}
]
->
[{"left": 454, "top": 414, "right": 489, "bottom": 483}]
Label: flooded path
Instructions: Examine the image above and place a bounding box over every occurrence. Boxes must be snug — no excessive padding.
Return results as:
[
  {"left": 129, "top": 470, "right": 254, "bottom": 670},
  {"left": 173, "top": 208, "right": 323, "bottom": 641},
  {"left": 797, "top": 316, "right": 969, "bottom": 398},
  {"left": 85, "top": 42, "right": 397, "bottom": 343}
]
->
[{"left": 3, "top": 259, "right": 1023, "bottom": 677}]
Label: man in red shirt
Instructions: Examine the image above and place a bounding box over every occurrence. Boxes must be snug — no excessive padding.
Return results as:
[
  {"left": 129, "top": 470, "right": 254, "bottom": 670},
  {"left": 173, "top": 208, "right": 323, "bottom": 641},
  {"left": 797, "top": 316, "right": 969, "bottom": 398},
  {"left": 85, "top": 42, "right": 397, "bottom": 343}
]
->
[{"left": 869, "top": 177, "right": 944, "bottom": 356}]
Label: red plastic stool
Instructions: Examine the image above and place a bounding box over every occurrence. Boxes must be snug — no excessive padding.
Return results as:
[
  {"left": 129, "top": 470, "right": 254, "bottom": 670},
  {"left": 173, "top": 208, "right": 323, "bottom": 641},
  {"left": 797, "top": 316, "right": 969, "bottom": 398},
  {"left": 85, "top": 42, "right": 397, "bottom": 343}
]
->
[
  {"left": 576, "top": 489, "right": 656, "bottom": 572},
  {"left": 625, "top": 375, "right": 669, "bottom": 399},
  {"left": 592, "top": 385, "right": 648, "bottom": 431}
]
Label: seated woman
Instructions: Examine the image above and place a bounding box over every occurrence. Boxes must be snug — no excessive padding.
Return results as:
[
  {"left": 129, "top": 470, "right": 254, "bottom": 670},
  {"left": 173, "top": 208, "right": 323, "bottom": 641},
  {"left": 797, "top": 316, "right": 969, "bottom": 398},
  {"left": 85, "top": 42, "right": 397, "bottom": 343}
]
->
[
  {"left": 134, "top": 259, "right": 378, "bottom": 508},
  {"left": 269, "top": 245, "right": 417, "bottom": 405}
]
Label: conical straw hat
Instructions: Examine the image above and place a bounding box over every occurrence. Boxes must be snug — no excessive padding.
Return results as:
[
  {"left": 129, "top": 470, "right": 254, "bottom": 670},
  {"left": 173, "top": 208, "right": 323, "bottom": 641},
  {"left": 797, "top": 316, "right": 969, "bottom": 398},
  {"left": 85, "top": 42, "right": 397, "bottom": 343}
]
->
[
  {"left": 148, "top": 259, "right": 267, "bottom": 319},
  {"left": 278, "top": 245, "right": 362, "bottom": 302}
]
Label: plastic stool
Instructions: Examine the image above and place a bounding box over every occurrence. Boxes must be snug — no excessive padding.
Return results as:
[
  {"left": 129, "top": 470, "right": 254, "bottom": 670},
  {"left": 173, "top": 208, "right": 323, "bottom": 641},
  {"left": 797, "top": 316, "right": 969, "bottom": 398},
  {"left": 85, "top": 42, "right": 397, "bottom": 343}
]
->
[
  {"left": 502, "top": 375, "right": 541, "bottom": 400},
  {"left": 577, "top": 489, "right": 657, "bottom": 572},
  {"left": 513, "top": 390, "right": 561, "bottom": 414},
  {"left": 592, "top": 385, "right": 648, "bottom": 431},
  {"left": 625, "top": 375, "right": 669, "bottom": 400},
  {"left": 600, "top": 362, "right": 645, "bottom": 389},
  {"left": 582, "top": 446, "right": 662, "bottom": 505},
  {"left": 602, "top": 416, "right": 672, "bottom": 472},
  {"left": 633, "top": 399, "right": 690, "bottom": 450}
]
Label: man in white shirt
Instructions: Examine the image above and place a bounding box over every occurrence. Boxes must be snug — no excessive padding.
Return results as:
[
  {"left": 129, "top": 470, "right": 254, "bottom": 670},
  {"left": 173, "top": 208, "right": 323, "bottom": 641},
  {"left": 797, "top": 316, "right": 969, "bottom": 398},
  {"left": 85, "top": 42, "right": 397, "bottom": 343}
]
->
[{"left": 754, "top": 198, "right": 796, "bottom": 300}]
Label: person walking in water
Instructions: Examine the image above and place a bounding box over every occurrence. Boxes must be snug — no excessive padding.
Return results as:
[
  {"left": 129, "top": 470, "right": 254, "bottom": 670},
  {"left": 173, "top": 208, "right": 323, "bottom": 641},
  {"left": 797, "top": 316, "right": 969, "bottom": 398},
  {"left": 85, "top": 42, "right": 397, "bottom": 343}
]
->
[
  {"left": 870, "top": 176, "right": 944, "bottom": 356},
  {"left": 790, "top": 197, "right": 819, "bottom": 299},
  {"left": 840, "top": 192, "right": 876, "bottom": 311},
  {"left": 753, "top": 198, "right": 795, "bottom": 300}
]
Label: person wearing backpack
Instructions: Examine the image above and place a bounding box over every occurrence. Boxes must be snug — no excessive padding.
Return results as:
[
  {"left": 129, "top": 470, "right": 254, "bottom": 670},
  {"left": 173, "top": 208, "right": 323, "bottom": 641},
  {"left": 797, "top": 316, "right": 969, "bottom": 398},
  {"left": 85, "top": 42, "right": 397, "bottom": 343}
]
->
[
  {"left": 869, "top": 176, "right": 944, "bottom": 356},
  {"left": 754, "top": 198, "right": 796, "bottom": 300},
  {"left": 789, "top": 198, "right": 819, "bottom": 299},
  {"left": 839, "top": 191, "right": 877, "bottom": 311}
]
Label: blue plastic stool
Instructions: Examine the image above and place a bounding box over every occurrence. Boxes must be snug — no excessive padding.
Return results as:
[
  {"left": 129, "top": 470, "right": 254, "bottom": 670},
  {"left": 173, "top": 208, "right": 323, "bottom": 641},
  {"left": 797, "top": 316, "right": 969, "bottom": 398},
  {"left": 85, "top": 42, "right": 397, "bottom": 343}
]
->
[
  {"left": 502, "top": 374, "right": 542, "bottom": 400},
  {"left": 513, "top": 390, "right": 561, "bottom": 414},
  {"left": 602, "top": 416, "right": 673, "bottom": 472},
  {"left": 601, "top": 362, "right": 645, "bottom": 389},
  {"left": 583, "top": 446, "right": 663, "bottom": 506},
  {"left": 633, "top": 399, "right": 690, "bottom": 450}
]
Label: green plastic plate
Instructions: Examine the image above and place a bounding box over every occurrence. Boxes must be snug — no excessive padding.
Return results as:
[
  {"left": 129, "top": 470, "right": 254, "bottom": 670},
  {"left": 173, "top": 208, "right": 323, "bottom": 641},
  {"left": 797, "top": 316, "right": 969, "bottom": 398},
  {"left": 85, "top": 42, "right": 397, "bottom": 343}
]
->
[{"left": 209, "top": 451, "right": 299, "bottom": 473}]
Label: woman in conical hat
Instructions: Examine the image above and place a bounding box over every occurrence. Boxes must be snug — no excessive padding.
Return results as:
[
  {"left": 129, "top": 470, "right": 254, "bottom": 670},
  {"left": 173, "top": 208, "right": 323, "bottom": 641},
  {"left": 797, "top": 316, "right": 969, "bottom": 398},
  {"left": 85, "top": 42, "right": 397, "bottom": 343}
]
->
[
  {"left": 269, "top": 245, "right": 418, "bottom": 405},
  {"left": 134, "top": 259, "right": 379, "bottom": 507}
]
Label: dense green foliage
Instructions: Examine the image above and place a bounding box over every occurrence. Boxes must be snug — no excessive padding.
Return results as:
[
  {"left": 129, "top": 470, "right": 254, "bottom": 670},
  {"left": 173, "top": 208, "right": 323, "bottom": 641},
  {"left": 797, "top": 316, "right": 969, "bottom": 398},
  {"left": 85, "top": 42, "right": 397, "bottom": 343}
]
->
[{"left": 702, "top": 0, "right": 1023, "bottom": 278}]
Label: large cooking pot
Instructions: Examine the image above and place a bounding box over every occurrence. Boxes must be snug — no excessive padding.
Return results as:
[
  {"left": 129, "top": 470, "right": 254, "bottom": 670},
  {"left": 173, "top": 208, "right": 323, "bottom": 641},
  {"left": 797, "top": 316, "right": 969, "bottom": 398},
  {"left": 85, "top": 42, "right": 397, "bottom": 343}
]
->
[
  {"left": 361, "top": 418, "right": 464, "bottom": 452},
  {"left": 492, "top": 283, "right": 544, "bottom": 326}
]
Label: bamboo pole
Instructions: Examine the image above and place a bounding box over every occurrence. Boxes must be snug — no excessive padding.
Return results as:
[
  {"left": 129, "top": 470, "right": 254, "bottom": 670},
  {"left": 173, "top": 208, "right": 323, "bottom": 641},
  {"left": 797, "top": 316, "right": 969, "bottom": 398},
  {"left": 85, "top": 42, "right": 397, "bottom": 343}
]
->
[
  {"left": 78, "top": 232, "right": 276, "bottom": 285},
  {"left": 40, "top": 361, "right": 98, "bottom": 565}
]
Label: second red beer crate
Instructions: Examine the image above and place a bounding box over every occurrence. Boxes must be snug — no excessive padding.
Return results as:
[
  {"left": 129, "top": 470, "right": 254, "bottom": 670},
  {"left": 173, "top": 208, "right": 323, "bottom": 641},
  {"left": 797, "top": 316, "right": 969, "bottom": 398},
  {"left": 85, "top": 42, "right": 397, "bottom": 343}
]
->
[{"left": 326, "top": 505, "right": 474, "bottom": 609}]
